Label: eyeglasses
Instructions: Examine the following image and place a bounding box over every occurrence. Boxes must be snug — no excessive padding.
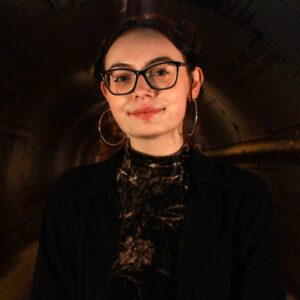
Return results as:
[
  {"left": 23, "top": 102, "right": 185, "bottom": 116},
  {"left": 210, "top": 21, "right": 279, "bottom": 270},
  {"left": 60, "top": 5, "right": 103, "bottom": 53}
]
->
[{"left": 101, "top": 61, "right": 187, "bottom": 95}]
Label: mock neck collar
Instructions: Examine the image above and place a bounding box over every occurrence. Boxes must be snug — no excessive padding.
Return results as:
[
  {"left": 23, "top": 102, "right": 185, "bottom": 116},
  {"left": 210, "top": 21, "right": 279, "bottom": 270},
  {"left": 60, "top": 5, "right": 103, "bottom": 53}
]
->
[
  {"left": 124, "top": 142, "right": 190, "bottom": 169},
  {"left": 78, "top": 145, "right": 229, "bottom": 198}
]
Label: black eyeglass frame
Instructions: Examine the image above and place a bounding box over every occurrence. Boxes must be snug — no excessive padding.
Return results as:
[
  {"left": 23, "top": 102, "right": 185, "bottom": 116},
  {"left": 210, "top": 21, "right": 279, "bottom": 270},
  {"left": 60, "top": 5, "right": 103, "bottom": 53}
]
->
[{"left": 101, "top": 60, "right": 187, "bottom": 95}]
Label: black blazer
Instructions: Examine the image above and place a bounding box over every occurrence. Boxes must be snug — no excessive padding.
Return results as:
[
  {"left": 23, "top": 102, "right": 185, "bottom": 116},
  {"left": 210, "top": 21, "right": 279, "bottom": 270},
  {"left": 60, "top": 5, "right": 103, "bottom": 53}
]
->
[{"left": 30, "top": 146, "right": 286, "bottom": 300}]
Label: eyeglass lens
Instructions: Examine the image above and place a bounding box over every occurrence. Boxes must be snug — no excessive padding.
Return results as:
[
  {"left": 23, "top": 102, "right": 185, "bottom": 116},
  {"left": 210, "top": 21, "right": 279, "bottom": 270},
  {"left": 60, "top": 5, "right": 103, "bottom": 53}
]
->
[{"left": 104, "top": 62, "right": 178, "bottom": 95}]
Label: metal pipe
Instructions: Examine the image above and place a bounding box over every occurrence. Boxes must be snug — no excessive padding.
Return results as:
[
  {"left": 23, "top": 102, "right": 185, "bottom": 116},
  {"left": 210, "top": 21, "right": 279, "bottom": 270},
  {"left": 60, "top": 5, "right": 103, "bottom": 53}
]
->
[{"left": 204, "top": 138, "right": 300, "bottom": 157}]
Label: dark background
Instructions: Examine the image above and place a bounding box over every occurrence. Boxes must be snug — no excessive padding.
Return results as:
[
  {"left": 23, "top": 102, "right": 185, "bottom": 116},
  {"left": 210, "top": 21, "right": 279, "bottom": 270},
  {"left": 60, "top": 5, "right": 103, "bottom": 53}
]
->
[{"left": 0, "top": 0, "right": 299, "bottom": 298}]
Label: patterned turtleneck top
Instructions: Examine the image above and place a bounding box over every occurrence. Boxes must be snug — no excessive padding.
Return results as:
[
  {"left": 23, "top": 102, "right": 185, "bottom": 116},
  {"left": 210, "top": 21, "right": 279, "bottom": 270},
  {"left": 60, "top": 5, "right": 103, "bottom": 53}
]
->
[{"left": 107, "top": 142, "right": 191, "bottom": 300}]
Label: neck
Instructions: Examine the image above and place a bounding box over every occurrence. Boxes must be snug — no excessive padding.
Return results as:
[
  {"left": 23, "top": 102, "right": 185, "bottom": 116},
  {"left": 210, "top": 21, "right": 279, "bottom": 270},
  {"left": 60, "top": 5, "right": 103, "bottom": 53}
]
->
[{"left": 129, "top": 134, "right": 184, "bottom": 156}]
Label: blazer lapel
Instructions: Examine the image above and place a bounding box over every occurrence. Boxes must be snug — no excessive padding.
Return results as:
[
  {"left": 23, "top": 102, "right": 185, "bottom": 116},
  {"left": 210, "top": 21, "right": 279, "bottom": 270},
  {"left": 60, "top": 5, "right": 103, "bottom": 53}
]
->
[
  {"left": 79, "top": 150, "right": 124, "bottom": 300},
  {"left": 177, "top": 180, "right": 207, "bottom": 299},
  {"left": 177, "top": 147, "right": 229, "bottom": 299},
  {"left": 84, "top": 191, "right": 119, "bottom": 300}
]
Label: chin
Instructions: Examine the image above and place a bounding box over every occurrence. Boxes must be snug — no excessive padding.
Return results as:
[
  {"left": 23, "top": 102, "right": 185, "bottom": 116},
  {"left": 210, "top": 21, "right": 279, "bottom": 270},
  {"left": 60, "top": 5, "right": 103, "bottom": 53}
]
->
[
  {"left": 128, "top": 128, "right": 178, "bottom": 140},
  {"left": 129, "top": 132, "right": 163, "bottom": 139}
]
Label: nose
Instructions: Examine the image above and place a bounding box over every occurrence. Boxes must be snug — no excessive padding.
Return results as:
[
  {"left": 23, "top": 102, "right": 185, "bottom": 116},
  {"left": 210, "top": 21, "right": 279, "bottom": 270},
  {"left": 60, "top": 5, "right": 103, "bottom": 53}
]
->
[{"left": 134, "top": 73, "right": 153, "bottom": 98}]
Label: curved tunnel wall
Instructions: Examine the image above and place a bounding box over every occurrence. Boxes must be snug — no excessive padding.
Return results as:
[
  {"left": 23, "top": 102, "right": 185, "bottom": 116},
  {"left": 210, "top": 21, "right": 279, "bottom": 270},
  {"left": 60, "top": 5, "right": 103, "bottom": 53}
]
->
[{"left": 0, "top": 0, "right": 299, "bottom": 298}]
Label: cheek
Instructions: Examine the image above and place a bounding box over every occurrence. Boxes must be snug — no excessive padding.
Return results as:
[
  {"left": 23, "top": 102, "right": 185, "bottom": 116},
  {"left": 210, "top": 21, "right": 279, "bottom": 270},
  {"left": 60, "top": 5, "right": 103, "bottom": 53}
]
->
[
  {"left": 105, "top": 97, "right": 130, "bottom": 130},
  {"left": 176, "top": 100, "right": 188, "bottom": 120},
  {"left": 167, "top": 90, "right": 188, "bottom": 119},
  {"left": 105, "top": 98, "right": 121, "bottom": 121},
  {"left": 106, "top": 97, "right": 124, "bottom": 116}
]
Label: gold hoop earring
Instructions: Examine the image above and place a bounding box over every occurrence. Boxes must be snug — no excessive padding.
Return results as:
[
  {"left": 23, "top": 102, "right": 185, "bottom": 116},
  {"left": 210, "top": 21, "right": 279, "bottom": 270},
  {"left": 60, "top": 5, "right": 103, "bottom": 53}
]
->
[
  {"left": 98, "top": 108, "right": 126, "bottom": 146},
  {"left": 185, "top": 98, "right": 198, "bottom": 136}
]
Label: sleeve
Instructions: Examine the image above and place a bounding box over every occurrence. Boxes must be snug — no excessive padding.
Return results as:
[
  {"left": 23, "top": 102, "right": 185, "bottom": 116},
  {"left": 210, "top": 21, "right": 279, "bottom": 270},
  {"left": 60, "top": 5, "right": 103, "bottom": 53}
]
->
[
  {"left": 233, "top": 176, "right": 286, "bottom": 300},
  {"left": 30, "top": 181, "right": 73, "bottom": 299}
]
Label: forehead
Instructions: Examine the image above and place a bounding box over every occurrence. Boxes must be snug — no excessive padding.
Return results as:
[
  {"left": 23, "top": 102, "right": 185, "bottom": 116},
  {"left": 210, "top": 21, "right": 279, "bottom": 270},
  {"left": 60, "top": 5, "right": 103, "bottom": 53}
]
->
[{"left": 104, "top": 28, "right": 185, "bottom": 69}]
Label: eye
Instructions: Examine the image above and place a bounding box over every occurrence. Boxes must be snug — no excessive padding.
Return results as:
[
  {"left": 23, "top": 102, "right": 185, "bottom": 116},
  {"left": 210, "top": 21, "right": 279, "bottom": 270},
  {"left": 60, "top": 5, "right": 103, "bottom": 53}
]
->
[
  {"left": 110, "top": 70, "right": 133, "bottom": 83},
  {"left": 110, "top": 69, "right": 135, "bottom": 84},
  {"left": 113, "top": 75, "right": 131, "bottom": 82},
  {"left": 152, "top": 68, "right": 169, "bottom": 77}
]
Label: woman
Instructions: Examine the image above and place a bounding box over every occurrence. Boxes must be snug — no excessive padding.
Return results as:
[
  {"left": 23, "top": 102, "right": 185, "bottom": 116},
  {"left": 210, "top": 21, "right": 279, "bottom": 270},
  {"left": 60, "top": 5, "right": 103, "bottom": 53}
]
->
[{"left": 31, "top": 14, "right": 286, "bottom": 299}]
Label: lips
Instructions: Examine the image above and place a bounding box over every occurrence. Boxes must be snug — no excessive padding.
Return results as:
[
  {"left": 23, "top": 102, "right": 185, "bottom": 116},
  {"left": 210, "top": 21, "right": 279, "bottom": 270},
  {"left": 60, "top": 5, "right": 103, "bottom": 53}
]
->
[{"left": 130, "top": 106, "right": 165, "bottom": 120}]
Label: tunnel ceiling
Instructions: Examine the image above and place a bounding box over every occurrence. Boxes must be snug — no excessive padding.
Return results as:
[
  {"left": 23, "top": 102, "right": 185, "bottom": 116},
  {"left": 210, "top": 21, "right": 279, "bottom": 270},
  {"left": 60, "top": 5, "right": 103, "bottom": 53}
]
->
[{"left": 0, "top": 0, "right": 300, "bottom": 164}]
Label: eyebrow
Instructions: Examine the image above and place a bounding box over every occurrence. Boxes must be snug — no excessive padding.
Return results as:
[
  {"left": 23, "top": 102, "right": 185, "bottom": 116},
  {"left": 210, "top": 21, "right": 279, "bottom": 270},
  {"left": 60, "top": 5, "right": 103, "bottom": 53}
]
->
[{"left": 107, "top": 56, "right": 174, "bottom": 70}]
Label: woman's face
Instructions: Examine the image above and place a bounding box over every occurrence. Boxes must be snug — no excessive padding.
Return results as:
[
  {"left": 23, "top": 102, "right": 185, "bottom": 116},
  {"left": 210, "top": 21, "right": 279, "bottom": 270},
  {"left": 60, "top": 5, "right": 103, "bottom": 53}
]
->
[{"left": 101, "top": 28, "right": 202, "bottom": 145}]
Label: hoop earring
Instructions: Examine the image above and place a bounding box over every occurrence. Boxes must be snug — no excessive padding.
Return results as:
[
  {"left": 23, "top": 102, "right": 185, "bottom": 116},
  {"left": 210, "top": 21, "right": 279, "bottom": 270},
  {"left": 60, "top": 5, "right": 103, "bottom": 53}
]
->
[
  {"left": 98, "top": 108, "right": 126, "bottom": 146},
  {"left": 185, "top": 98, "right": 198, "bottom": 136}
]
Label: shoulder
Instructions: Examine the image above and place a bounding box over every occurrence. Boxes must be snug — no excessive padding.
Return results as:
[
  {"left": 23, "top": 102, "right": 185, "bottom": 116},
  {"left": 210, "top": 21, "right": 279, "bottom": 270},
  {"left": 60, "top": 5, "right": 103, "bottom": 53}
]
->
[
  {"left": 54, "top": 162, "right": 102, "bottom": 188},
  {"left": 190, "top": 146, "right": 266, "bottom": 192},
  {"left": 190, "top": 147, "right": 274, "bottom": 223},
  {"left": 51, "top": 149, "right": 124, "bottom": 199}
]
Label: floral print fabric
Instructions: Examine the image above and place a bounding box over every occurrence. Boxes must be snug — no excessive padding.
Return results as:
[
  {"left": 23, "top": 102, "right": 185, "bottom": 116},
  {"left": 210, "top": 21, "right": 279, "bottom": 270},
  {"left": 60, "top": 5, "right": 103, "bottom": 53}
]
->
[{"left": 107, "top": 142, "right": 190, "bottom": 299}]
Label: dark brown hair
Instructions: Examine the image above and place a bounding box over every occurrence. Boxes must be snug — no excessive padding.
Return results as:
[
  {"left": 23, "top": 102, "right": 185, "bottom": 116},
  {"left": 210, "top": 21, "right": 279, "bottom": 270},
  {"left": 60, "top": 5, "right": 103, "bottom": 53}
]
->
[{"left": 93, "top": 14, "right": 203, "bottom": 83}]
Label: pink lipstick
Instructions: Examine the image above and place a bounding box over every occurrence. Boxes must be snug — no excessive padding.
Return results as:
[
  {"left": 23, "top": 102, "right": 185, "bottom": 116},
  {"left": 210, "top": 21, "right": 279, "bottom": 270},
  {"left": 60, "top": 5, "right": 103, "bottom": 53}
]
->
[{"left": 130, "top": 107, "right": 165, "bottom": 120}]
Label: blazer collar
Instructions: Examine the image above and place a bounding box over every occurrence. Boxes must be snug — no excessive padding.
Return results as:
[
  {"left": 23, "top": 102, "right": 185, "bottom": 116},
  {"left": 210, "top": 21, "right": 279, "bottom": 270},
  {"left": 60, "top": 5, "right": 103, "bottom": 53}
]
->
[
  {"left": 79, "top": 148, "right": 124, "bottom": 198},
  {"left": 189, "top": 146, "right": 229, "bottom": 189},
  {"left": 81, "top": 145, "right": 228, "bottom": 198}
]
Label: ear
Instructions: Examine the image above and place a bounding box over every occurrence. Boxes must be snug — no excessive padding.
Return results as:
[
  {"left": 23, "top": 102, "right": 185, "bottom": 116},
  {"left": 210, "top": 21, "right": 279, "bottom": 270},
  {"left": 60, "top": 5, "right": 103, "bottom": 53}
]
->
[
  {"left": 190, "top": 66, "right": 204, "bottom": 100},
  {"left": 100, "top": 81, "right": 109, "bottom": 99}
]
